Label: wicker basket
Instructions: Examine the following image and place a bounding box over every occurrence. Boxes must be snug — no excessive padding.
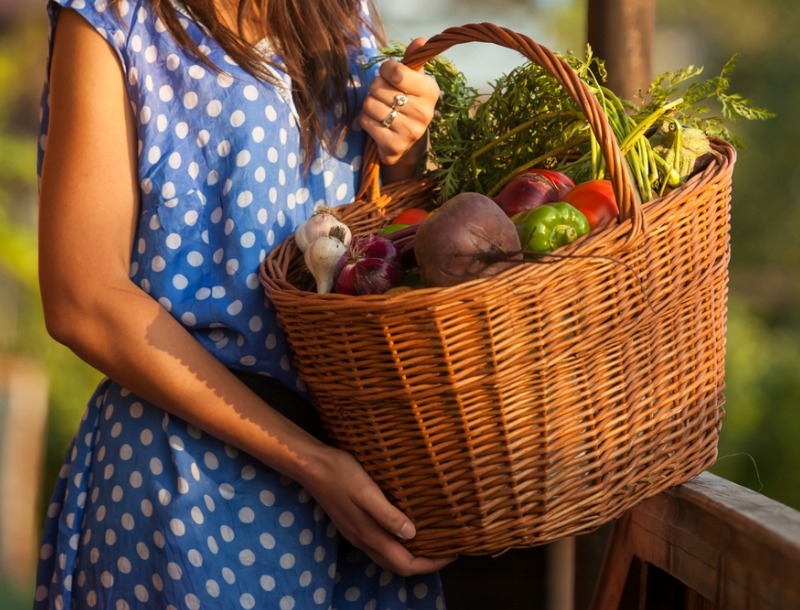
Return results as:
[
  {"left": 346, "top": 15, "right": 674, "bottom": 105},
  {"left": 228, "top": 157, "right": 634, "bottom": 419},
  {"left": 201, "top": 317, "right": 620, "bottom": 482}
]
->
[{"left": 260, "top": 23, "right": 734, "bottom": 557}]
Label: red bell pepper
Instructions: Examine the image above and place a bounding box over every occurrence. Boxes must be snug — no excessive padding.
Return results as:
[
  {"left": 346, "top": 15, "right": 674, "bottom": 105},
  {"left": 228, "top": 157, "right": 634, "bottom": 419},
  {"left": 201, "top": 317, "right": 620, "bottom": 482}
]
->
[{"left": 560, "top": 179, "right": 620, "bottom": 229}]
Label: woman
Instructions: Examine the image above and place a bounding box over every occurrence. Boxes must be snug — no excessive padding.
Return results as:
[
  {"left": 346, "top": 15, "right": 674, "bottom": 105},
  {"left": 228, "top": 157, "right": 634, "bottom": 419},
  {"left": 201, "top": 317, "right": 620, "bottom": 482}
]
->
[{"left": 34, "top": 0, "right": 452, "bottom": 607}]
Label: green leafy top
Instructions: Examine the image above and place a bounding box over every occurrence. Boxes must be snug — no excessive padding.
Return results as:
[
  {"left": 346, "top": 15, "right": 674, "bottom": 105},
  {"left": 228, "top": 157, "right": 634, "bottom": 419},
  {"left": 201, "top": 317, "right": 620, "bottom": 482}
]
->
[{"left": 370, "top": 44, "right": 774, "bottom": 204}]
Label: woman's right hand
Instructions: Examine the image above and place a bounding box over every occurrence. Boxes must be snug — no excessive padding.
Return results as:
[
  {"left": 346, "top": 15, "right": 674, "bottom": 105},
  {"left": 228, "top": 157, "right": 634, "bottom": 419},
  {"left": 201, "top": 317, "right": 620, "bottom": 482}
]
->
[{"left": 301, "top": 446, "right": 457, "bottom": 576}]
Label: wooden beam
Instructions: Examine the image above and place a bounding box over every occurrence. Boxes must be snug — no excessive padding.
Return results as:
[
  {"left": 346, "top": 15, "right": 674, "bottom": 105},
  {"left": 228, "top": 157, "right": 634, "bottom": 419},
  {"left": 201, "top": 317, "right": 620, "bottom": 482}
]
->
[
  {"left": 590, "top": 472, "right": 800, "bottom": 610},
  {"left": 587, "top": 0, "right": 655, "bottom": 99}
]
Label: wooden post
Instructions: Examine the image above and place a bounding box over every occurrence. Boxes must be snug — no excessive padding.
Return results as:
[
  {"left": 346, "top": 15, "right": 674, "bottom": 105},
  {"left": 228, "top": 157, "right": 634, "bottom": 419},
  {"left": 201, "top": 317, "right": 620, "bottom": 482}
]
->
[
  {"left": 547, "top": 536, "right": 576, "bottom": 610},
  {"left": 0, "top": 357, "right": 49, "bottom": 587},
  {"left": 587, "top": 0, "right": 655, "bottom": 99}
]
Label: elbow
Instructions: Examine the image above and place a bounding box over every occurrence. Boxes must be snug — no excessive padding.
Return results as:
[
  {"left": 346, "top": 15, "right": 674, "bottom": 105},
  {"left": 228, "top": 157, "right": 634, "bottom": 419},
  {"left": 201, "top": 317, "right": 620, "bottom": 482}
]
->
[
  {"left": 39, "top": 283, "right": 92, "bottom": 349},
  {"left": 41, "top": 296, "right": 80, "bottom": 347}
]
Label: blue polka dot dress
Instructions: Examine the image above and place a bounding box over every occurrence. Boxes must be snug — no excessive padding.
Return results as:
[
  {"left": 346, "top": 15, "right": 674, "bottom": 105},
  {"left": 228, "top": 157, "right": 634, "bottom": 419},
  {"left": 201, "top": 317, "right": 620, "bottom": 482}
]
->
[{"left": 33, "top": 1, "right": 446, "bottom": 608}]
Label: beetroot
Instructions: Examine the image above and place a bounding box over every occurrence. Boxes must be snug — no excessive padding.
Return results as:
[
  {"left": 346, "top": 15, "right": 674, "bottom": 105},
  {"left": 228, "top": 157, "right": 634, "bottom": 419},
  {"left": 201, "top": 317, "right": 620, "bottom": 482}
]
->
[{"left": 414, "top": 192, "right": 522, "bottom": 288}]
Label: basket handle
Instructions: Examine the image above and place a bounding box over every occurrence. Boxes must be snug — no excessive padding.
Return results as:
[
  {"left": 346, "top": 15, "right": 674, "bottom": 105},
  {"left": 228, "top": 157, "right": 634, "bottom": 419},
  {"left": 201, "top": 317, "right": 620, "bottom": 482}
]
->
[{"left": 357, "top": 22, "right": 645, "bottom": 241}]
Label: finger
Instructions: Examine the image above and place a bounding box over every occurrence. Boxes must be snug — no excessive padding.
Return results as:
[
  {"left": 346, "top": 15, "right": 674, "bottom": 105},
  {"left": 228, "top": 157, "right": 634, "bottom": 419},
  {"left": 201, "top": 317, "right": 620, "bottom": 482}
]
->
[{"left": 402, "top": 37, "right": 428, "bottom": 67}]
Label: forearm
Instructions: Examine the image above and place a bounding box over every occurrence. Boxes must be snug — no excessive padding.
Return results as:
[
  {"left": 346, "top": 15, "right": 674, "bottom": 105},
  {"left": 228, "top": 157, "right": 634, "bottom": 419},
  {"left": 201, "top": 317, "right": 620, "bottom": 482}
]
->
[{"left": 47, "top": 278, "right": 332, "bottom": 487}]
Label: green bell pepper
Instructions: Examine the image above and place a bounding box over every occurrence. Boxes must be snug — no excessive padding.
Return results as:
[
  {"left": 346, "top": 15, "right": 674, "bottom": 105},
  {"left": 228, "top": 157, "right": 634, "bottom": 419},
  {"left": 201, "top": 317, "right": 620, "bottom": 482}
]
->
[{"left": 512, "top": 202, "right": 591, "bottom": 255}]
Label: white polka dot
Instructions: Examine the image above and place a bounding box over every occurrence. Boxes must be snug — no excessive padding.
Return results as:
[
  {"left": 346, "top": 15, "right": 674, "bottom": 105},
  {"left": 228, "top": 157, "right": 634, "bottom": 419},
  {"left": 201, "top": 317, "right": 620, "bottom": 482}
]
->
[
  {"left": 237, "top": 190, "right": 253, "bottom": 206},
  {"left": 158, "top": 488, "right": 172, "bottom": 505},
  {"left": 187, "top": 548, "right": 203, "bottom": 567},
  {"left": 222, "top": 567, "right": 236, "bottom": 584},
  {"left": 98, "top": 570, "right": 114, "bottom": 589},
  {"left": 134, "top": 584, "right": 149, "bottom": 603},
  {"left": 279, "top": 596, "right": 296, "bottom": 610},
  {"left": 220, "top": 525, "right": 235, "bottom": 542},
  {"left": 299, "top": 529, "right": 314, "bottom": 545},
  {"left": 260, "top": 489, "right": 276, "bottom": 506},
  {"left": 279, "top": 553, "right": 296, "bottom": 570},
  {"left": 185, "top": 593, "right": 200, "bottom": 610},
  {"left": 159, "top": 84, "right": 174, "bottom": 102},
  {"left": 217, "top": 72, "right": 234, "bottom": 88},
  {"left": 206, "top": 580, "right": 220, "bottom": 597},
  {"left": 260, "top": 532, "right": 276, "bottom": 550},
  {"left": 190, "top": 505, "right": 204, "bottom": 525},
  {"left": 166, "top": 562, "right": 183, "bottom": 580},
  {"left": 236, "top": 150, "right": 251, "bottom": 167},
  {"left": 238, "top": 507, "right": 255, "bottom": 523},
  {"left": 260, "top": 574, "right": 276, "bottom": 591},
  {"left": 176, "top": 121, "right": 190, "bottom": 139},
  {"left": 189, "top": 65, "right": 206, "bottom": 79},
  {"left": 144, "top": 45, "right": 158, "bottom": 63},
  {"left": 169, "top": 518, "right": 186, "bottom": 536},
  {"left": 219, "top": 483, "right": 235, "bottom": 500},
  {"left": 153, "top": 532, "right": 166, "bottom": 549},
  {"left": 150, "top": 457, "right": 163, "bottom": 475},
  {"left": 230, "top": 110, "right": 246, "bottom": 127},
  {"left": 207, "top": 100, "right": 222, "bottom": 117},
  {"left": 147, "top": 146, "right": 161, "bottom": 164},
  {"left": 239, "top": 548, "right": 256, "bottom": 566},
  {"left": 413, "top": 583, "right": 430, "bottom": 599}
]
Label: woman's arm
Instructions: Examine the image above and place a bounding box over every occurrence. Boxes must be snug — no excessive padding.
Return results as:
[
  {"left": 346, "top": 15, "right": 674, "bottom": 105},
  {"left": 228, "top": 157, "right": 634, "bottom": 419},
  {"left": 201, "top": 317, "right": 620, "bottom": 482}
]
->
[{"left": 39, "top": 8, "right": 453, "bottom": 576}]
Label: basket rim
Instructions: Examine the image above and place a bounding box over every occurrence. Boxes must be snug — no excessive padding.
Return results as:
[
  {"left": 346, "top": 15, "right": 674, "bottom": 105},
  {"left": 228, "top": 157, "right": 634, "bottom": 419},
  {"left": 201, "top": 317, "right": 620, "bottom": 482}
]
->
[{"left": 260, "top": 139, "right": 736, "bottom": 303}]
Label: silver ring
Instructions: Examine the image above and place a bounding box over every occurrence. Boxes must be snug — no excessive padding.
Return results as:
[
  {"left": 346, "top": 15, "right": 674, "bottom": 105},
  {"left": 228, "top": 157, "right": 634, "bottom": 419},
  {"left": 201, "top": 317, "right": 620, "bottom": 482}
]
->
[
  {"left": 393, "top": 93, "right": 408, "bottom": 108},
  {"left": 380, "top": 108, "right": 398, "bottom": 128}
]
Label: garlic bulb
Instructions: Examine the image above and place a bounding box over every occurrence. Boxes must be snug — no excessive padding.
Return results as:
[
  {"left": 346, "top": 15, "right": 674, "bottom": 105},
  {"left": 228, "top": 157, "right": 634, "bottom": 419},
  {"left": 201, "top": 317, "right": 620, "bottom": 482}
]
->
[
  {"left": 304, "top": 226, "right": 349, "bottom": 294},
  {"left": 295, "top": 206, "right": 352, "bottom": 253}
]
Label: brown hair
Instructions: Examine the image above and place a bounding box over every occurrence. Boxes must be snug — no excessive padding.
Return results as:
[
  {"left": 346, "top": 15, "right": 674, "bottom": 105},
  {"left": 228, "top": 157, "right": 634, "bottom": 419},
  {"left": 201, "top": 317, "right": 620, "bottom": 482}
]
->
[{"left": 110, "top": 0, "right": 386, "bottom": 163}]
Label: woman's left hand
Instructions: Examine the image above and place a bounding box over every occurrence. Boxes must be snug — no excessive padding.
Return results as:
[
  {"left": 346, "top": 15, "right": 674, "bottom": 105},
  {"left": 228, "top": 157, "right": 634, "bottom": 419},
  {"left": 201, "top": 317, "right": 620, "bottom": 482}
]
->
[{"left": 359, "top": 37, "right": 439, "bottom": 171}]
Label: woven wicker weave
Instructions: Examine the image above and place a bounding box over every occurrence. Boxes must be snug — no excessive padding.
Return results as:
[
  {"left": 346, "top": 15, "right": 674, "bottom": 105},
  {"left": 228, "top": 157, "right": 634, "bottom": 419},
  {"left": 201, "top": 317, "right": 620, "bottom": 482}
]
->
[{"left": 260, "top": 23, "right": 734, "bottom": 557}]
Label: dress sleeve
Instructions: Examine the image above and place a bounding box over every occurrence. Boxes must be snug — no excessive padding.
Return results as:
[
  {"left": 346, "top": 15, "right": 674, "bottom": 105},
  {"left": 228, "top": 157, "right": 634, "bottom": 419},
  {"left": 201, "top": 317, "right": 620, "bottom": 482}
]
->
[
  {"left": 46, "top": 0, "right": 132, "bottom": 72},
  {"left": 38, "top": 0, "right": 132, "bottom": 179}
]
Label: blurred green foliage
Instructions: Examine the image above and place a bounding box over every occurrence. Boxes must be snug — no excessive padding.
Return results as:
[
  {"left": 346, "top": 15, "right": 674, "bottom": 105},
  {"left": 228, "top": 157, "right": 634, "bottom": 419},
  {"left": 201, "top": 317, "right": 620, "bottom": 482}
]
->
[{"left": 1, "top": 0, "right": 798, "bottom": 603}]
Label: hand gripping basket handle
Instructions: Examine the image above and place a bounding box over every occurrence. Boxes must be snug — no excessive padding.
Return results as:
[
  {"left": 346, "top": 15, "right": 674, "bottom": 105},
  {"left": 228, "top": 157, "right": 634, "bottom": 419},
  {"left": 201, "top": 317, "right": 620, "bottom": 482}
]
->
[{"left": 358, "top": 22, "right": 645, "bottom": 243}]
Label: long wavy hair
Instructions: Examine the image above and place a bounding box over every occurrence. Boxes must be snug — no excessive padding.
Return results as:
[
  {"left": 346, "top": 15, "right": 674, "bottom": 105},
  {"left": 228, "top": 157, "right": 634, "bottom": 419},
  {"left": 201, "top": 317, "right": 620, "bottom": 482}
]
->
[{"left": 110, "top": 0, "right": 386, "bottom": 162}]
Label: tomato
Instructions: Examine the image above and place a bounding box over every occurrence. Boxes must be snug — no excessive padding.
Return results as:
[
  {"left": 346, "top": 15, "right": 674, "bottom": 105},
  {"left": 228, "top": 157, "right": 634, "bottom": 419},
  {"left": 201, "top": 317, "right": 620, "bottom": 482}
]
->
[
  {"left": 560, "top": 179, "right": 620, "bottom": 229},
  {"left": 391, "top": 208, "right": 429, "bottom": 226}
]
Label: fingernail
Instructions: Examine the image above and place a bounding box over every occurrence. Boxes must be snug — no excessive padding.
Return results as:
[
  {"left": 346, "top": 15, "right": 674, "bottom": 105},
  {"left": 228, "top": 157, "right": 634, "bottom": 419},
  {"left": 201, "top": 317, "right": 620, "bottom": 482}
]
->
[{"left": 397, "top": 521, "right": 415, "bottom": 540}]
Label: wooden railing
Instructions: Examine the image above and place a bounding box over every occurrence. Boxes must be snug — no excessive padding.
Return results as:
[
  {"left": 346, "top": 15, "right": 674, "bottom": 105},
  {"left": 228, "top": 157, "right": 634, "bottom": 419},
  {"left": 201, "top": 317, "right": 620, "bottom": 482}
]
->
[{"left": 589, "top": 471, "right": 800, "bottom": 610}]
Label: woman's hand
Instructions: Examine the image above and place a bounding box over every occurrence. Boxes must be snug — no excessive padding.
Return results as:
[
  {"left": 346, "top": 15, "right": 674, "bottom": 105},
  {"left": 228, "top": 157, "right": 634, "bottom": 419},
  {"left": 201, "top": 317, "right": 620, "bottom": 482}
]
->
[
  {"left": 300, "top": 445, "right": 457, "bottom": 577},
  {"left": 359, "top": 37, "right": 440, "bottom": 179}
]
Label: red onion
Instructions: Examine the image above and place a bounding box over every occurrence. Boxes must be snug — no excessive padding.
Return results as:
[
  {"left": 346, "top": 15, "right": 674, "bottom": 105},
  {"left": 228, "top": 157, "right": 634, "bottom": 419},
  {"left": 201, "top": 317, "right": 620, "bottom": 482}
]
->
[
  {"left": 334, "top": 234, "right": 404, "bottom": 295},
  {"left": 492, "top": 169, "right": 575, "bottom": 217}
]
